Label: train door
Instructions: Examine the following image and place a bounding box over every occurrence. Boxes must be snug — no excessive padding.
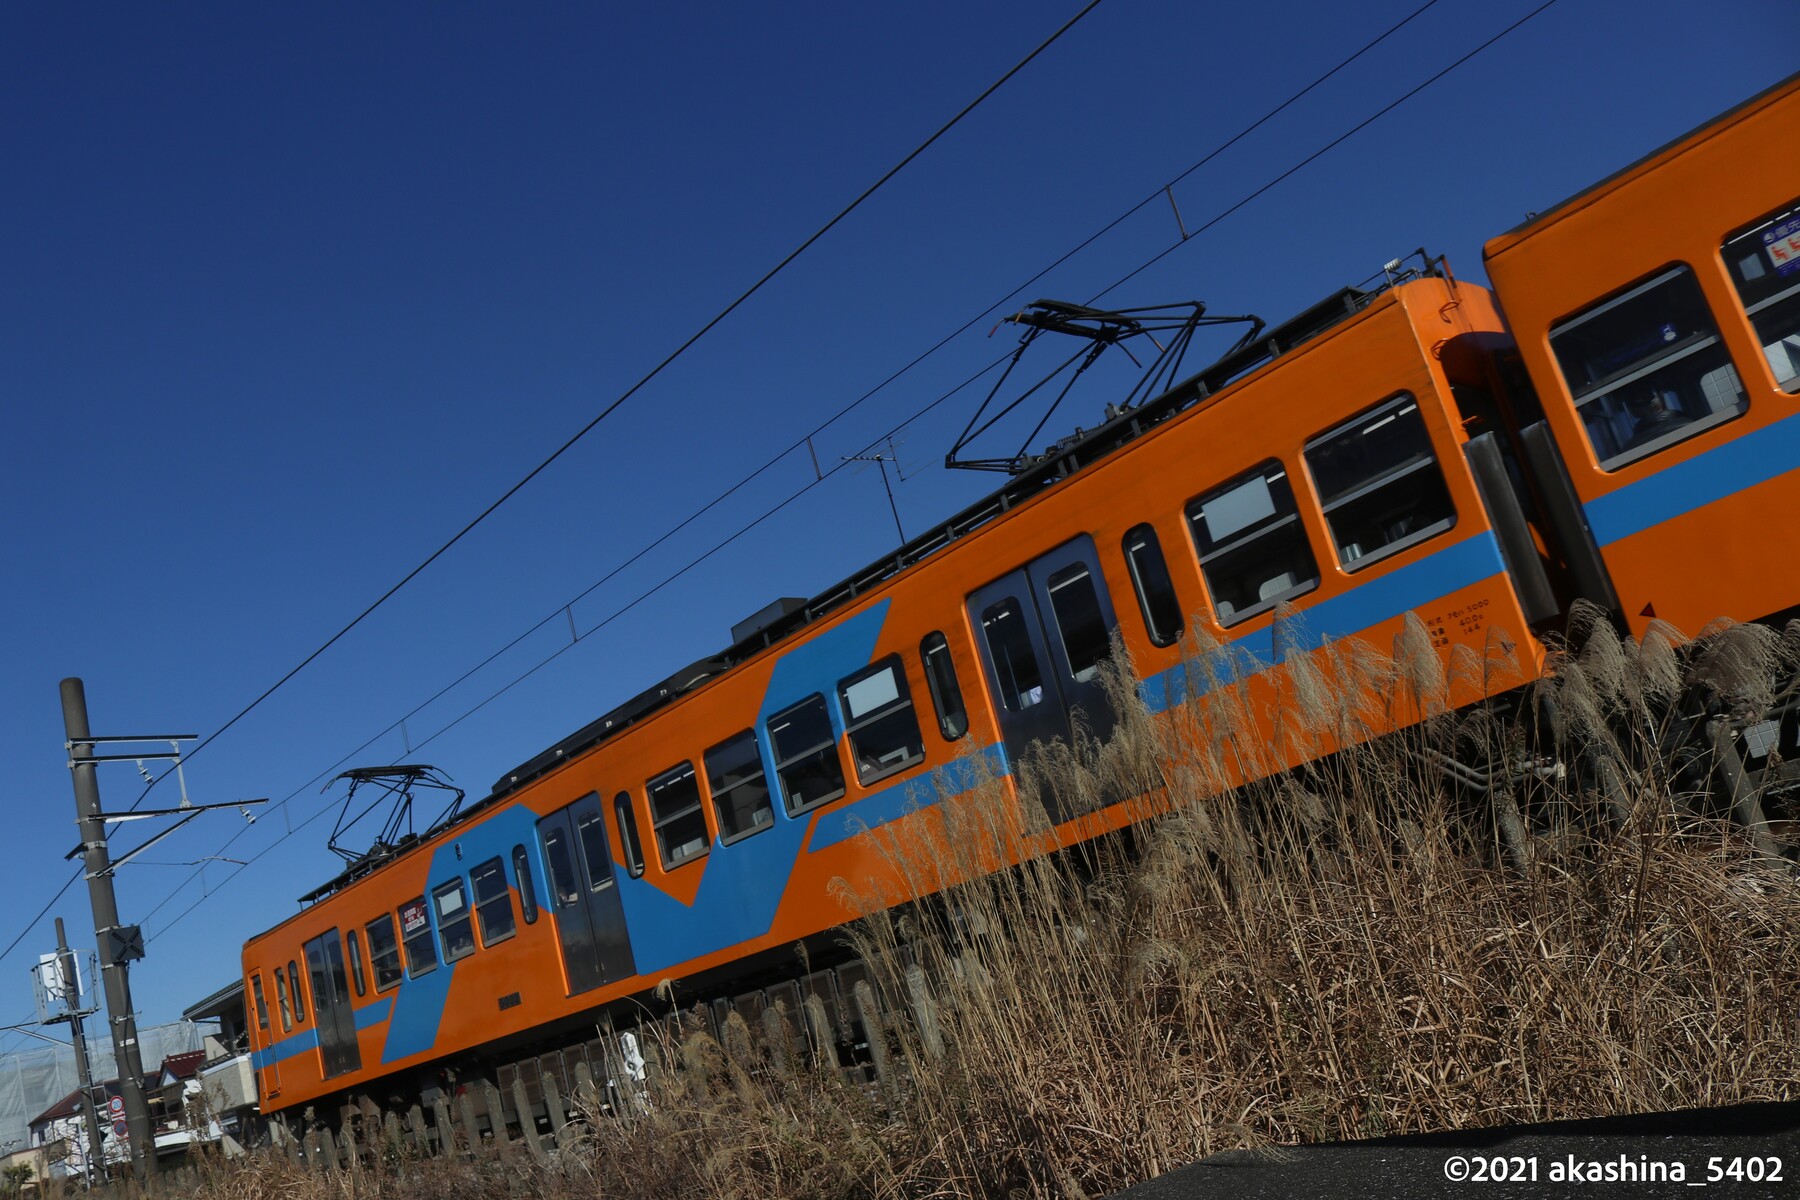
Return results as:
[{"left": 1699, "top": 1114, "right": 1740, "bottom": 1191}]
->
[
  {"left": 250, "top": 971, "right": 278, "bottom": 1098},
  {"left": 968, "top": 535, "right": 1119, "bottom": 818},
  {"left": 538, "top": 792, "right": 637, "bottom": 996},
  {"left": 301, "top": 930, "right": 362, "bottom": 1078}
]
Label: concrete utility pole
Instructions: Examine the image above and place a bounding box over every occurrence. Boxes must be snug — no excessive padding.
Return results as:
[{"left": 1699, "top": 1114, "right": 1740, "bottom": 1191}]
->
[
  {"left": 60, "top": 678, "right": 156, "bottom": 1182},
  {"left": 54, "top": 918, "right": 107, "bottom": 1187}
]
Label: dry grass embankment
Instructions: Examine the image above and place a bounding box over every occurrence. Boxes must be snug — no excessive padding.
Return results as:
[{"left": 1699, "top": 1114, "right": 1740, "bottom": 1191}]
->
[{"left": 176, "top": 612, "right": 1800, "bottom": 1199}]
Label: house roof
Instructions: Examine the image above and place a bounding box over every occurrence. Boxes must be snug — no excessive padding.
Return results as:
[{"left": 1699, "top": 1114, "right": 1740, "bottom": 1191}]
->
[
  {"left": 159, "top": 1050, "right": 205, "bottom": 1081},
  {"left": 29, "top": 1087, "right": 86, "bottom": 1128},
  {"left": 181, "top": 979, "right": 243, "bottom": 1024}
]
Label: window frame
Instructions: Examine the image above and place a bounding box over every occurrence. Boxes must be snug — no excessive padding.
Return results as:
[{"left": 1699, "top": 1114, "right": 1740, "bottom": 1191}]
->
[
  {"left": 575, "top": 801, "right": 620, "bottom": 889},
  {"left": 287, "top": 959, "right": 306, "bottom": 1023},
  {"left": 1302, "top": 393, "right": 1457, "bottom": 572},
  {"left": 704, "top": 729, "right": 776, "bottom": 844},
  {"left": 432, "top": 877, "right": 477, "bottom": 963},
  {"left": 365, "top": 913, "right": 403, "bottom": 991},
  {"left": 837, "top": 656, "right": 927, "bottom": 786},
  {"left": 509, "top": 844, "right": 539, "bottom": 925},
  {"left": 250, "top": 972, "right": 269, "bottom": 1032},
  {"left": 647, "top": 762, "right": 710, "bottom": 869},
  {"left": 979, "top": 594, "right": 1049, "bottom": 711},
  {"left": 1549, "top": 262, "right": 1748, "bottom": 471},
  {"left": 1043, "top": 560, "right": 1113, "bottom": 683},
  {"left": 1122, "top": 524, "right": 1183, "bottom": 647},
  {"left": 1185, "top": 459, "right": 1320, "bottom": 627},
  {"left": 613, "top": 795, "right": 645, "bottom": 879},
  {"left": 470, "top": 856, "right": 517, "bottom": 947},
  {"left": 1722, "top": 198, "right": 1800, "bottom": 394},
  {"left": 920, "top": 631, "right": 969, "bottom": 742},
  {"left": 398, "top": 896, "right": 438, "bottom": 977},
  {"left": 345, "top": 929, "right": 367, "bottom": 999},
  {"left": 274, "top": 965, "right": 292, "bottom": 1032},
  {"left": 767, "top": 693, "right": 848, "bottom": 815}
]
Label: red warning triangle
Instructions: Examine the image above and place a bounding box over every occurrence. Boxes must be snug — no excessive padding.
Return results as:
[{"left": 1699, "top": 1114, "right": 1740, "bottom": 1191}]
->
[{"left": 1640, "top": 602, "right": 1657, "bottom": 618}]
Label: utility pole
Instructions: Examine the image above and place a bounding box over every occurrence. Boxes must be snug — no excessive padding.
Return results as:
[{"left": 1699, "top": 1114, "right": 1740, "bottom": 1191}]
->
[
  {"left": 54, "top": 919, "right": 106, "bottom": 1188},
  {"left": 56, "top": 679, "right": 266, "bottom": 1182},
  {"left": 61, "top": 678, "right": 155, "bottom": 1183}
]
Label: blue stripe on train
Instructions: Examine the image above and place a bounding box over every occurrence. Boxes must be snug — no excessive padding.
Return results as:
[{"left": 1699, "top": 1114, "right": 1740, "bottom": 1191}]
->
[
  {"left": 254, "top": 529, "right": 1514, "bottom": 1071},
  {"left": 1585, "top": 410, "right": 1800, "bottom": 547},
  {"left": 380, "top": 804, "right": 549, "bottom": 1064},
  {"left": 356, "top": 996, "right": 393, "bottom": 1030},
  {"left": 1140, "top": 531, "right": 1507, "bottom": 712},
  {"left": 612, "top": 601, "right": 891, "bottom": 977},
  {"left": 805, "top": 742, "right": 1010, "bottom": 853},
  {"left": 251, "top": 1027, "right": 319, "bottom": 1070}
]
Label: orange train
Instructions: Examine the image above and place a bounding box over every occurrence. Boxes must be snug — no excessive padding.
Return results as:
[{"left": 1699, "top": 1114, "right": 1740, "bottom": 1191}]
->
[{"left": 244, "top": 71, "right": 1800, "bottom": 1116}]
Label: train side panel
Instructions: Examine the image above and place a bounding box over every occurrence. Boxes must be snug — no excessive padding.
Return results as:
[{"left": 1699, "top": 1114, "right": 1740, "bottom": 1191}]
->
[
  {"left": 1484, "top": 71, "right": 1800, "bottom": 637},
  {"left": 244, "top": 277, "right": 1551, "bottom": 1112}
]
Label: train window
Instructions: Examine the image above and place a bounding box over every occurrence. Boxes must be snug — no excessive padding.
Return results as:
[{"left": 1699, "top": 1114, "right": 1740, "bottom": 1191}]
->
[
  {"left": 433, "top": 878, "right": 476, "bottom": 962},
  {"left": 705, "top": 729, "right": 774, "bottom": 842},
  {"left": 510, "top": 844, "right": 539, "bottom": 924},
  {"left": 612, "top": 796, "right": 645, "bottom": 879},
  {"left": 542, "top": 824, "right": 582, "bottom": 907},
  {"left": 1045, "top": 563, "right": 1112, "bottom": 682},
  {"left": 576, "top": 804, "right": 619, "bottom": 889},
  {"left": 838, "top": 657, "right": 925, "bottom": 785},
  {"left": 274, "top": 967, "right": 292, "bottom": 1032},
  {"left": 647, "top": 762, "right": 710, "bottom": 867},
  {"left": 1550, "top": 264, "right": 1747, "bottom": 470},
  {"left": 1304, "top": 394, "right": 1456, "bottom": 570},
  {"left": 365, "top": 914, "right": 403, "bottom": 990},
  {"left": 1123, "top": 525, "right": 1183, "bottom": 647},
  {"left": 1186, "top": 461, "right": 1319, "bottom": 625},
  {"left": 250, "top": 973, "right": 269, "bottom": 1031},
  {"left": 345, "top": 930, "right": 367, "bottom": 998},
  {"left": 288, "top": 959, "right": 306, "bottom": 1023},
  {"left": 399, "top": 896, "right": 438, "bottom": 977},
  {"left": 767, "top": 694, "right": 847, "bottom": 814},
  {"left": 979, "top": 596, "right": 1047, "bottom": 709},
  {"left": 1723, "top": 198, "right": 1800, "bottom": 393},
  {"left": 471, "top": 857, "right": 517, "bottom": 945},
  {"left": 920, "top": 632, "right": 968, "bottom": 741}
]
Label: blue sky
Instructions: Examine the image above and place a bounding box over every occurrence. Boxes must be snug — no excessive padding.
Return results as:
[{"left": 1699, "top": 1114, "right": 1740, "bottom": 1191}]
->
[{"left": 2, "top": 1, "right": 1790, "bottom": 1040}]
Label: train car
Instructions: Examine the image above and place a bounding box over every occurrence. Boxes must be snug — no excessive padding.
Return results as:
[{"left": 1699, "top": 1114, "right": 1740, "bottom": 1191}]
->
[
  {"left": 243, "top": 270, "right": 1557, "bottom": 1118},
  {"left": 1484, "top": 71, "right": 1800, "bottom": 639},
  {"left": 243, "top": 68, "right": 1800, "bottom": 1128}
]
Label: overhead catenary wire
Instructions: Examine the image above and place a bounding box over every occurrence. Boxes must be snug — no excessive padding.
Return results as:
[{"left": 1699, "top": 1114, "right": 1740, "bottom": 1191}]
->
[
  {"left": 125, "top": 0, "right": 1565, "bottom": 959},
  {"left": 123, "top": 0, "right": 1107, "bottom": 809},
  {"left": 1087, "top": 0, "right": 1563, "bottom": 305},
  {"left": 126, "top": 0, "right": 1446, "bottom": 816}
]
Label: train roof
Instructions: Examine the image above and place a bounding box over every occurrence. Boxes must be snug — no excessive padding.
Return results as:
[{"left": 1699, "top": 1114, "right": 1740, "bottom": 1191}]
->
[
  {"left": 1485, "top": 68, "right": 1800, "bottom": 258},
  {"left": 279, "top": 262, "right": 1444, "bottom": 914}
]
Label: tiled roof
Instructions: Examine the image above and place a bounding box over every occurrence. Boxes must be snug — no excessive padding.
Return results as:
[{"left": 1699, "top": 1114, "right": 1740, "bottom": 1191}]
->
[
  {"left": 29, "top": 1088, "right": 86, "bottom": 1128},
  {"left": 160, "top": 1050, "right": 205, "bottom": 1080}
]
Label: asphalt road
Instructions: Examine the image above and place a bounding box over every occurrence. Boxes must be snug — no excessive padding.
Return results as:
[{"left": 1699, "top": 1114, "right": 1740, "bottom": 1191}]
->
[{"left": 1113, "top": 1101, "right": 1800, "bottom": 1200}]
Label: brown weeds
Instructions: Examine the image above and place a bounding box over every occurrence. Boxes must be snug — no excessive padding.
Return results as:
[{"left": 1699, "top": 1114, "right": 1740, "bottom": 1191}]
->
[{"left": 178, "top": 616, "right": 1800, "bottom": 1199}]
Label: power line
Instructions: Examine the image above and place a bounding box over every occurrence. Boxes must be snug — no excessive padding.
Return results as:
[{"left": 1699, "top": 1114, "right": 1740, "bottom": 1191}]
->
[
  {"left": 128, "top": 0, "right": 1445, "bottom": 817},
  {"left": 129, "top": 0, "right": 1561, "bottom": 963},
  {"left": 127, "top": 0, "right": 1107, "bottom": 805},
  {"left": 1089, "top": 0, "right": 1564, "bottom": 304}
]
